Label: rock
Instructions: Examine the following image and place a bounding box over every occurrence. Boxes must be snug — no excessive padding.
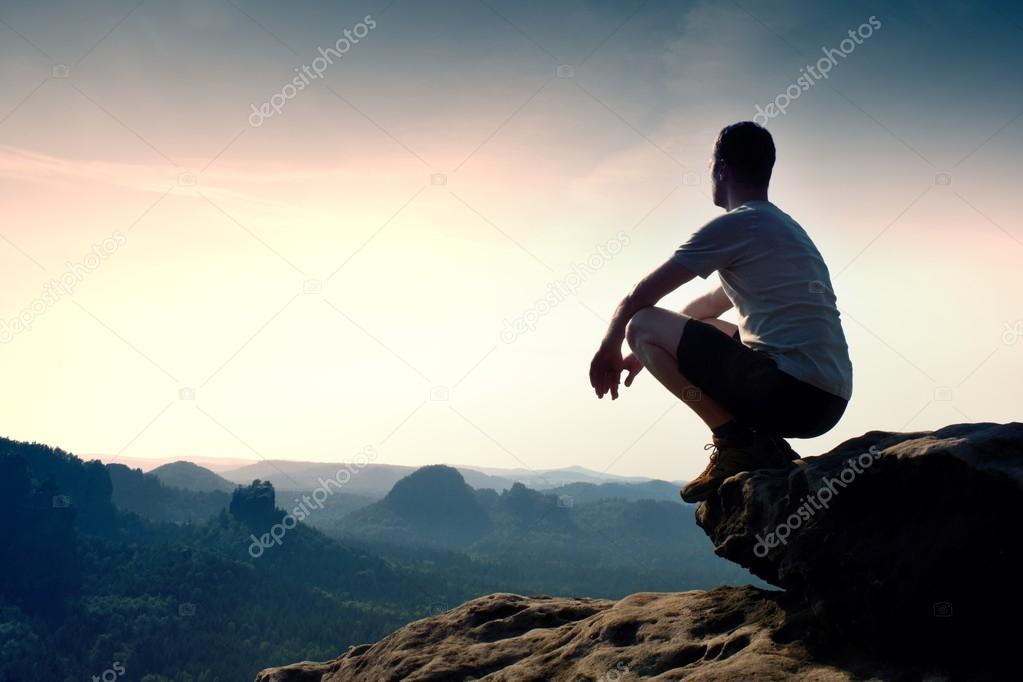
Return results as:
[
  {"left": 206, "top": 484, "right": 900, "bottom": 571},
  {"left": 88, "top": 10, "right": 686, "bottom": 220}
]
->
[
  {"left": 696, "top": 422, "right": 1023, "bottom": 660},
  {"left": 256, "top": 586, "right": 917, "bottom": 681},
  {"left": 257, "top": 423, "right": 1021, "bottom": 680}
]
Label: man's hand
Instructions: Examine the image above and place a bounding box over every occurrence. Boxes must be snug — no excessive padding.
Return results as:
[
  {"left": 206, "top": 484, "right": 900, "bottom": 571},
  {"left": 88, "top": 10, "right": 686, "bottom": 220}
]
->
[
  {"left": 589, "top": 343, "right": 623, "bottom": 399},
  {"left": 589, "top": 257, "right": 695, "bottom": 400},
  {"left": 622, "top": 353, "right": 643, "bottom": 388},
  {"left": 589, "top": 347, "right": 644, "bottom": 399},
  {"left": 589, "top": 343, "right": 626, "bottom": 396}
]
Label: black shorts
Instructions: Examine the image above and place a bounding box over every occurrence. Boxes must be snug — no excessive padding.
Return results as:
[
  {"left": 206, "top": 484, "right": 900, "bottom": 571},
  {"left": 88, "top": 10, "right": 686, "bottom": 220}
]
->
[{"left": 676, "top": 319, "right": 848, "bottom": 438}]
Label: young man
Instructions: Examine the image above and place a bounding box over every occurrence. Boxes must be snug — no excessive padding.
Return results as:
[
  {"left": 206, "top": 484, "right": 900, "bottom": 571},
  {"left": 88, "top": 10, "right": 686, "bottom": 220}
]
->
[{"left": 588, "top": 121, "right": 852, "bottom": 503}]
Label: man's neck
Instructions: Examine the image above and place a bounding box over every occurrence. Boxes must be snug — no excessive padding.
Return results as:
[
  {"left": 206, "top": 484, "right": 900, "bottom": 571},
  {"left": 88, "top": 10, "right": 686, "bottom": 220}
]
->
[{"left": 725, "top": 186, "right": 769, "bottom": 211}]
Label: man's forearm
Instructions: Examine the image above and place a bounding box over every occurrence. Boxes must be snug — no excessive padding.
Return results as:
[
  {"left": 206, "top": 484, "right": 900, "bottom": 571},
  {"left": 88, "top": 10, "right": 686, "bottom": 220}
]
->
[
  {"left": 680, "top": 296, "right": 711, "bottom": 319},
  {"left": 681, "top": 285, "right": 732, "bottom": 320},
  {"left": 598, "top": 257, "right": 697, "bottom": 348},
  {"left": 603, "top": 291, "right": 646, "bottom": 346}
]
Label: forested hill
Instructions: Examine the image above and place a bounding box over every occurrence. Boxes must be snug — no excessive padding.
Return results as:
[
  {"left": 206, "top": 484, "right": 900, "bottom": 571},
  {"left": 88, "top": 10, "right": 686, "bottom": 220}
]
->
[
  {"left": 0, "top": 436, "right": 760, "bottom": 681},
  {"left": 0, "top": 437, "right": 466, "bottom": 682},
  {"left": 149, "top": 460, "right": 236, "bottom": 493}
]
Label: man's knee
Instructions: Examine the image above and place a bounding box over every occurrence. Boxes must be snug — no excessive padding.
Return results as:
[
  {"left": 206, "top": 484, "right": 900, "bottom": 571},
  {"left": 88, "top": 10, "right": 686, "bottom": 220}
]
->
[
  {"left": 625, "top": 308, "right": 656, "bottom": 351},
  {"left": 625, "top": 310, "right": 647, "bottom": 351},
  {"left": 626, "top": 307, "right": 688, "bottom": 353}
]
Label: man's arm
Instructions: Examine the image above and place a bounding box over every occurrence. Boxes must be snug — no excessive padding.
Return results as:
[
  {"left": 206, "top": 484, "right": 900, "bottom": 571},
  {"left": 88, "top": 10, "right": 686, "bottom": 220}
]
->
[
  {"left": 681, "top": 284, "right": 732, "bottom": 320},
  {"left": 589, "top": 257, "right": 696, "bottom": 399}
]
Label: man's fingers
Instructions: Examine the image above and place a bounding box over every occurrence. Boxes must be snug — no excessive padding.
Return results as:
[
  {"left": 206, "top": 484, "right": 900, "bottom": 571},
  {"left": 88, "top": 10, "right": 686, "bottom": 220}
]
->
[
  {"left": 624, "top": 370, "right": 636, "bottom": 387},
  {"left": 589, "top": 361, "right": 603, "bottom": 396}
]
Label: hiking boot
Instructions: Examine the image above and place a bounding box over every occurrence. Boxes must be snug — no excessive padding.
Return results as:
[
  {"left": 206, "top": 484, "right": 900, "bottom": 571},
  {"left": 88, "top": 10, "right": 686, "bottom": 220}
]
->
[
  {"left": 680, "top": 434, "right": 800, "bottom": 503},
  {"left": 680, "top": 437, "right": 758, "bottom": 503}
]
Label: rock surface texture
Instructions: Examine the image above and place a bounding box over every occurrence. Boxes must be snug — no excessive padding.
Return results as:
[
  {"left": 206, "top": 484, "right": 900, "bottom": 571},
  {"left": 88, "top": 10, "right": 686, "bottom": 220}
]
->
[
  {"left": 697, "top": 421, "right": 1023, "bottom": 657},
  {"left": 258, "top": 423, "right": 1022, "bottom": 681},
  {"left": 256, "top": 587, "right": 897, "bottom": 681}
]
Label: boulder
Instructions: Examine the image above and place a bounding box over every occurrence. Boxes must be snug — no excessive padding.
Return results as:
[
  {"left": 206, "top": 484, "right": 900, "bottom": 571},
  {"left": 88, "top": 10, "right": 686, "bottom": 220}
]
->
[{"left": 696, "top": 422, "right": 1023, "bottom": 658}]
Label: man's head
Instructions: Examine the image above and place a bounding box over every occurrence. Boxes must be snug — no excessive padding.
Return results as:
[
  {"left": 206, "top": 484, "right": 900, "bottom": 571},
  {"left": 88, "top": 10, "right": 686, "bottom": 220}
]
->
[{"left": 710, "top": 122, "right": 775, "bottom": 208}]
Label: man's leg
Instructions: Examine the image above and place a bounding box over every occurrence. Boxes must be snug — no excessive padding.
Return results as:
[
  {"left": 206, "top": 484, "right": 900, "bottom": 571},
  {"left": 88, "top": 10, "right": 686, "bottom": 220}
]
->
[
  {"left": 626, "top": 307, "right": 793, "bottom": 503},
  {"left": 624, "top": 307, "right": 734, "bottom": 429}
]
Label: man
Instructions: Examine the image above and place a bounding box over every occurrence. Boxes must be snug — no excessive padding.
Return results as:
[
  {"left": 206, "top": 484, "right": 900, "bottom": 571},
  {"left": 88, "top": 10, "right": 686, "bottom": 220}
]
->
[{"left": 588, "top": 121, "right": 852, "bottom": 503}]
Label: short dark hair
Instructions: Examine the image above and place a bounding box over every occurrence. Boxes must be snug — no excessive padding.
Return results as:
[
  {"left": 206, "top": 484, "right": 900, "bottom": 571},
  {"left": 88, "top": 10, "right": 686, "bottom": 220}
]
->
[{"left": 713, "top": 122, "right": 775, "bottom": 186}]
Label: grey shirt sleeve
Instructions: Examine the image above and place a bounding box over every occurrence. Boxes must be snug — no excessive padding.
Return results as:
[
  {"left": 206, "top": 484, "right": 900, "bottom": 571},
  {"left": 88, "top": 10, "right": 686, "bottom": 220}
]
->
[{"left": 672, "top": 212, "right": 751, "bottom": 279}]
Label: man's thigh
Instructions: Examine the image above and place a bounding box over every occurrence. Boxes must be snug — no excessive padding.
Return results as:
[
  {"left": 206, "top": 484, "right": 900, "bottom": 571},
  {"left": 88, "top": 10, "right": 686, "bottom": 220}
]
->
[
  {"left": 676, "top": 319, "right": 778, "bottom": 422},
  {"left": 677, "top": 320, "right": 845, "bottom": 436},
  {"left": 626, "top": 307, "right": 691, "bottom": 354}
]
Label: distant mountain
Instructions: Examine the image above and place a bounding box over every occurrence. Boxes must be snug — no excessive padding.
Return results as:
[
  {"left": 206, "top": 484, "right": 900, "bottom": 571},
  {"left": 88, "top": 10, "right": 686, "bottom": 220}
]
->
[
  {"left": 465, "top": 464, "right": 664, "bottom": 488},
  {"left": 113, "top": 461, "right": 375, "bottom": 527},
  {"left": 218, "top": 460, "right": 509, "bottom": 497},
  {"left": 86, "top": 455, "right": 680, "bottom": 490},
  {"left": 106, "top": 463, "right": 230, "bottom": 523},
  {"left": 0, "top": 435, "right": 476, "bottom": 682},
  {"left": 218, "top": 460, "right": 673, "bottom": 496},
  {"left": 546, "top": 479, "right": 683, "bottom": 505},
  {"left": 220, "top": 460, "right": 417, "bottom": 497},
  {"left": 84, "top": 454, "right": 257, "bottom": 473},
  {"left": 337, "top": 466, "right": 492, "bottom": 549},
  {"left": 330, "top": 466, "right": 759, "bottom": 596},
  {"left": 150, "top": 460, "right": 236, "bottom": 493}
]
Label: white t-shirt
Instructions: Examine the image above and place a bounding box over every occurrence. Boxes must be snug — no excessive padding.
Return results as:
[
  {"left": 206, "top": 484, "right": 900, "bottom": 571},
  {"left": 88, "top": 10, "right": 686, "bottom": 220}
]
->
[{"left": 672, "top": 201, "right": 853, "bottom": 400}]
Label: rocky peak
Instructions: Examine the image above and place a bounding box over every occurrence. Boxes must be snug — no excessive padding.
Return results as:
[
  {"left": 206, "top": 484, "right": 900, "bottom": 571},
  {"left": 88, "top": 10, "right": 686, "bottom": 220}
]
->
[{"left": 257, "top": 423, "right": 1022, "bottom": 681}]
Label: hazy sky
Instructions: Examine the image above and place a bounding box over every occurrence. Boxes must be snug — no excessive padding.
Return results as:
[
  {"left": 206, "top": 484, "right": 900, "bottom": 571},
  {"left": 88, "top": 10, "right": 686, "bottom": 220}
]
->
[{"left": 1, "top": 0, "right": 1021, "bottom": 481}]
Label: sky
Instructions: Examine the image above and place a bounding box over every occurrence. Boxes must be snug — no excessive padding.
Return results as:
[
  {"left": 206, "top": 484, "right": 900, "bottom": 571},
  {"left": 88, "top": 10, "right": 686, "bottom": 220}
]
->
[{"left": 1, "top": 0, "right": 1021, "bottom": 481}]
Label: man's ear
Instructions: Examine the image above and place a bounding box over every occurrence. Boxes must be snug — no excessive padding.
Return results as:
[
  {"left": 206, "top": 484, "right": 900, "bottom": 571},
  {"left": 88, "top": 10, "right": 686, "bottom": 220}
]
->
[{"left": 715, "top": 161, "right": 727, "bottom": 182}]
